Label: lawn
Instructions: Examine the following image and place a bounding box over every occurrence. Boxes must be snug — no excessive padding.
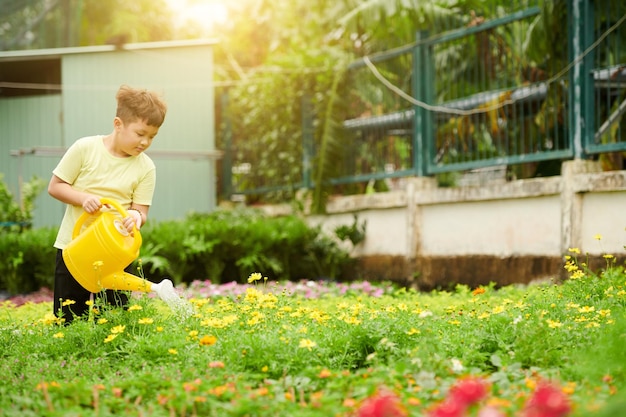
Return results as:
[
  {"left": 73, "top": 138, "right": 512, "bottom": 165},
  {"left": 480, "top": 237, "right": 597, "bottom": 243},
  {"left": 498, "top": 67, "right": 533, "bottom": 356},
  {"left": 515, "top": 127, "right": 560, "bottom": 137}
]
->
[{"left": 0, "top": 253, "right": 625, "bottom": 416}]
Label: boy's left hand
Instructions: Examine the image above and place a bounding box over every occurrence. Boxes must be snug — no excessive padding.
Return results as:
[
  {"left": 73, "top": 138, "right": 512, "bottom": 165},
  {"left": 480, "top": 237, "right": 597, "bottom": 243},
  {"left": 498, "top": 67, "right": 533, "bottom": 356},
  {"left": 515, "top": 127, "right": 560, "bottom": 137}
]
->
[{"left": 123, "top": 210, "right": 142, "bottom": 233}]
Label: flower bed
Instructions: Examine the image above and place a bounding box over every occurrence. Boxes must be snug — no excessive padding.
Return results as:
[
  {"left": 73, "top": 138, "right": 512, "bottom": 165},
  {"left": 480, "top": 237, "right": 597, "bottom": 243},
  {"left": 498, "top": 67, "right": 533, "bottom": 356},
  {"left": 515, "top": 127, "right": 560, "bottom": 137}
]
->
[{"left": 1, "top": 254, "right": 625, "bottom": 416}]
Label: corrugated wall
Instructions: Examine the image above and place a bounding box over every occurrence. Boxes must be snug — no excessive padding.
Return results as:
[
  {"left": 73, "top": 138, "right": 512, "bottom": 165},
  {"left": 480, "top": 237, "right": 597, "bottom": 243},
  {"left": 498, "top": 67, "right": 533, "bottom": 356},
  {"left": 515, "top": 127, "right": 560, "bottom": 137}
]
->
[
  {"left": 0, "top": 95, "right": 63, "bottom": 227},
  {"left": 1, "top": 43, "right": 217, "bottom": 227}
]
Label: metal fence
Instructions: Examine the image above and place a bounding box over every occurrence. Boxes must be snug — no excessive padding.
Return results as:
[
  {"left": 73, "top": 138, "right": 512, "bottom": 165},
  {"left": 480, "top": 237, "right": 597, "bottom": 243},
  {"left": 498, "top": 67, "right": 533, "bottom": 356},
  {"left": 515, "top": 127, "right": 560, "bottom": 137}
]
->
[{"left": 224, "top": 0, "right": 626, "bottom": 198}]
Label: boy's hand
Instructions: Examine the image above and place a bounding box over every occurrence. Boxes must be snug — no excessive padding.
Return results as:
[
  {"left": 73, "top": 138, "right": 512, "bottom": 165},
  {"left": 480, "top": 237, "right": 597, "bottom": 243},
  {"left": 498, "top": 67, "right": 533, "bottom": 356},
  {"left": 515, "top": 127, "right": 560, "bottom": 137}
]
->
[
  {"left": 124, "top": 209, "right": 142, "bottom": 232},
  {"left": 82, "top": 195, "right": 103, "bottom": 214}
]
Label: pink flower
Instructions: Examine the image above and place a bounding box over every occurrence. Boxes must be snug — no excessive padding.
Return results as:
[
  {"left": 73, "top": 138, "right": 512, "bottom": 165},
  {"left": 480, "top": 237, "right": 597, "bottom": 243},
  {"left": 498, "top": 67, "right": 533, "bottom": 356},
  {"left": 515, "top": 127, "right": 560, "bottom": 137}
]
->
[
  {"left": 449, "top": 377, "right": 489, "bottom": 407},
  {"left": 357, "top": 390, "right": 407, "bottom": 417},
  {"left": 523, "top": 383, "right": 571, "bottom": 417},
  {"left": 477, "top": 406, "right": 506, "bottom": 417}
]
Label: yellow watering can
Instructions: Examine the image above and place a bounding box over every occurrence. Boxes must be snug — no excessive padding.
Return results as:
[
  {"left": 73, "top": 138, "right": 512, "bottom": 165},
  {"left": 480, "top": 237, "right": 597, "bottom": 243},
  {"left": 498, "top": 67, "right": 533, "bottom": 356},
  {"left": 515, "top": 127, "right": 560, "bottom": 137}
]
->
[{"left": 62, "top": 198, "right": 167, "bottom": 295}]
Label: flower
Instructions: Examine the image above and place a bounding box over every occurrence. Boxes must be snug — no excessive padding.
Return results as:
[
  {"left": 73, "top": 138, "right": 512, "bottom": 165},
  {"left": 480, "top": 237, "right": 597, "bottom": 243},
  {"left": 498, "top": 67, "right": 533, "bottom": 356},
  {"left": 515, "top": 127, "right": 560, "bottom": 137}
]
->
[
  {"left": 298, "top": 338, "right": 317, "bottom": 351},
  {"left": 472, "top": 287, "right": 486, "bottom": 296},
  {"left": 61, "top": 299, "right": 76, "bottom": 307},
  {"left": 428, "top": 398, "right": 465, "bottom": 417},
  {"left": 199, "top": 335, "right": 217, "bottom": 346},
  {"left": 110, "top": 325, "right": 126, "bottom": 334},
  {"left": 449, "top": 377, "right": 489, "bottom": 407},
  {"left": 104, "top": 334, "right": 117, "bottom": 343},
  {"left": 52, "top": 332, "right": 64, "bottom": 339},
  {"left": 127, "top": 304, "right": 143, "bottom": 311},
  {"left": 357, "top": 390, "right": 407, "bottom": 417},
  {"left": 138, "top": 318, "right": 154, "bottom": 325},
  {"left": 523, "top": 382, "right": 571, "bottom": 417},
  {"left": 248, "top": 273, "right": 262, "bottom": 283},
  {"left": 208, "top": 361, "right": 225, "bottom": 368}
]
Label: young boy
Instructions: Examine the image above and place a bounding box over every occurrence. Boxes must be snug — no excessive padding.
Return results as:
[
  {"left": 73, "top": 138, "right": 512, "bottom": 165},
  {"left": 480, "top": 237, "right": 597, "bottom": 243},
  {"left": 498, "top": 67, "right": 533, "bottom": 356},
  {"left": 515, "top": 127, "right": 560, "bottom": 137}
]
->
[{"left": 48, "top": 85, "right": 167, "bottom": 323}]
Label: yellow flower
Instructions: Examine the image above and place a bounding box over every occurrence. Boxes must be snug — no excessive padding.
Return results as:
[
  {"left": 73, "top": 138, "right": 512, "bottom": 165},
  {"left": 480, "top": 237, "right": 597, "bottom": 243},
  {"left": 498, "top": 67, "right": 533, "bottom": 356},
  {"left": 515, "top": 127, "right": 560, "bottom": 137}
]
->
[
  {"left": 168, "top": 349, "right": 178, "bottom": 355},
  {"left": 104, "top": 334, "right": 118, "bottom": 343},
  {"left": 546, "top": 319, "right": 563, "bottom": 328},
  {"left": 128, "top": 305, "right": 143, "bottom": 311},
  {"left": 138, "top": 318, "right": 154, "bottom": 325},
  {"left": 594, "top": 234, "right": 602, "bottom": 240},
  {"left": 53, "top": 332, "right": 64, "bottom": 339},
  {"left": 97, "top": 318, "right": 108, "bottom": 325},
  {"left": 110, "top": 325, "right": 126, "bottom": 334},
  {"left": 248, "top": 272, "right": 262, "bottom": 283},
  {"left": 407, "top": 328, "right": 420, "bottom": 335},
  {"left": 298, "top": 338, "right": 317, "bottom": 351},
  {"left": 61, "top": 299, "right": 76, "bottom": 307},
  {"left": 568, "top": 247, "right": 580, "bottom": 254},
  {"left": 603, "top": 254, "right": 614, "bottom": 259},
  {"left": 156, "top": 326, "right": 164, "bottom": 332}
]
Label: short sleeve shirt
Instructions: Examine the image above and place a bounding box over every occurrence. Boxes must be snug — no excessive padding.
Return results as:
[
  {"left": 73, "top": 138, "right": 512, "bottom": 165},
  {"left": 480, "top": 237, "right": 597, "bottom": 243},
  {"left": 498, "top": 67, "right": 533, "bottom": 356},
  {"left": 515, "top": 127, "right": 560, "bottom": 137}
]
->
[{"left": 53, "top": 135, "right": 156, "bottom": 249}]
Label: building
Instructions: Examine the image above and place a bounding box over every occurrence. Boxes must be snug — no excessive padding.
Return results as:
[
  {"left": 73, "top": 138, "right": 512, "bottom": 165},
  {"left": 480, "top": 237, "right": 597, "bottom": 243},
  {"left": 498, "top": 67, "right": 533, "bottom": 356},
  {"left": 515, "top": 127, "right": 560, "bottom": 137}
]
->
[{"left": 0, "top": 39, "right": 221, "bottom": 227}]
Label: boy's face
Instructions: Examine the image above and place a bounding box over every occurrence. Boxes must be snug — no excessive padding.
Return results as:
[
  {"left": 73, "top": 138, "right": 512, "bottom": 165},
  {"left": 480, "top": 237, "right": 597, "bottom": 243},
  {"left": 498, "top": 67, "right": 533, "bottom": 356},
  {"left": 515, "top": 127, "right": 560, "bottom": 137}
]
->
[{"left": 114, "top": 117, "right": 159, "bottom": 157}]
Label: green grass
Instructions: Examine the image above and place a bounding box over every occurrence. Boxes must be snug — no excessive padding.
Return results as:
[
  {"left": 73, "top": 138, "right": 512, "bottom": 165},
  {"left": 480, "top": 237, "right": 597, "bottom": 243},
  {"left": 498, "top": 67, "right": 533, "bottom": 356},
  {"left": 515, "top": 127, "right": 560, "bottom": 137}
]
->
[{"left": 1, "top": 262, "right": 625, "bottom": 416}]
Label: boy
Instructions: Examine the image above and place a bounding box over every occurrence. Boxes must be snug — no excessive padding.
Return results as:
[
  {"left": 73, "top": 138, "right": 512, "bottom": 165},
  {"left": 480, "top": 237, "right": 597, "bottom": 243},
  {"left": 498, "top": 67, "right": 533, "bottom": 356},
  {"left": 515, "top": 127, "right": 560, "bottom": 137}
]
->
[{"left": 48, "top": 85, "right": 167, "bottom": 323}]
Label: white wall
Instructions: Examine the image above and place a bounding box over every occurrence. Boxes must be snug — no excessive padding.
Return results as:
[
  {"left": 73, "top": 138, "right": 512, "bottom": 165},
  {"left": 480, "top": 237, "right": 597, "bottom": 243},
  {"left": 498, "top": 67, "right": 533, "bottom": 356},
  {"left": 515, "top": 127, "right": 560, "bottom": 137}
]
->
[{"left": 298, "top": 161, "right": 626, "bottom": 260}]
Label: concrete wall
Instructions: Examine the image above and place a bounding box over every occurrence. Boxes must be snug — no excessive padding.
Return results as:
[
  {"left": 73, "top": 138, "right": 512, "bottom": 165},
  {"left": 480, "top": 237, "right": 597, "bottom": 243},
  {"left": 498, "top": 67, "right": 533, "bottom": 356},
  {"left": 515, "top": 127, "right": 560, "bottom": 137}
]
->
[{"left": 300, "top": 160, "right": 626, "bottom": 289}]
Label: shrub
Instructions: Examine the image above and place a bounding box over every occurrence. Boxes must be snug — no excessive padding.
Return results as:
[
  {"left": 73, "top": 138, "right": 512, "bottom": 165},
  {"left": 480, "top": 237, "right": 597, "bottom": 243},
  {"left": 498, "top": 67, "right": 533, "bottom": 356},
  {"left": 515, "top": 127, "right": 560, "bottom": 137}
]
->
[
  {"left": 139, "top": 208, "right": 354, "bottom": 285},
  {"left": 0, "top": 207, "right": 356, "bottom": 294}
]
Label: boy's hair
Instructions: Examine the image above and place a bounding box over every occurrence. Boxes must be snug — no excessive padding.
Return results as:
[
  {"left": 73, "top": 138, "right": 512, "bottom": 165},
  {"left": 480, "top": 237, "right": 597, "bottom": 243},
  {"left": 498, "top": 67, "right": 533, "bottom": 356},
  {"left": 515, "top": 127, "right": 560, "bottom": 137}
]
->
[{"left": 115, "top": 85, "right": 167, "bottom": 127}]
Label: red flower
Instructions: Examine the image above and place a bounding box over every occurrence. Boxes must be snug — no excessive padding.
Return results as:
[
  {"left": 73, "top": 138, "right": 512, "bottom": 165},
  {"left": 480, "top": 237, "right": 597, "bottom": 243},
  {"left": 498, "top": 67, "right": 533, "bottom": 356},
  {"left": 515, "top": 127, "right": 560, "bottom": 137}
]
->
[
  {"left": 357, "top": 390, "right": 407, "bottom": 417},
  {"left": 449, "top": 377, "right": 489, "bottom": 407},
  {"left": 523, "top": 383, "right": 571, "bottom": 417},
  {"left": 428, "top": 398, "right": 466, "bottom": 417}
]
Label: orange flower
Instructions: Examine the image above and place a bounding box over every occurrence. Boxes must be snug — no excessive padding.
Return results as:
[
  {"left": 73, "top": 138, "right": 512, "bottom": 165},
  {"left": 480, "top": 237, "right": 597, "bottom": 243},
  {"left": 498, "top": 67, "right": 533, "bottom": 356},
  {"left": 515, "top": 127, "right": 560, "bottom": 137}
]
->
[
  {"left": 208, "top": 361, "right": 225, "bottom": 368},
  {"left": 472, "top": 287, "right": 486, "bottom": 296},
  {"left": 199, "top": 335, "right": 217, "bottom": 346}
]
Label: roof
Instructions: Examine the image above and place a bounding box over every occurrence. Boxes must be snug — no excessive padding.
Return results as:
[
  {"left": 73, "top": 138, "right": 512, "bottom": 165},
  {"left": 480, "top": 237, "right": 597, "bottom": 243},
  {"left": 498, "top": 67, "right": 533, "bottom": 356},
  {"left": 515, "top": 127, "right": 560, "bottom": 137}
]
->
[{"left": 0, "top": 38, "right": 218, "bottom": 62}]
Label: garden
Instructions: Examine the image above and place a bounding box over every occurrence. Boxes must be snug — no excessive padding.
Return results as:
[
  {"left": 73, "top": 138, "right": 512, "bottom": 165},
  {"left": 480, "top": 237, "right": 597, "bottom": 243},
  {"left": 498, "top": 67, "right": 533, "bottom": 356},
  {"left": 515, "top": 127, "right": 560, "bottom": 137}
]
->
[{"left": 1, "top": 246, "right": 625, "bottom": 416}]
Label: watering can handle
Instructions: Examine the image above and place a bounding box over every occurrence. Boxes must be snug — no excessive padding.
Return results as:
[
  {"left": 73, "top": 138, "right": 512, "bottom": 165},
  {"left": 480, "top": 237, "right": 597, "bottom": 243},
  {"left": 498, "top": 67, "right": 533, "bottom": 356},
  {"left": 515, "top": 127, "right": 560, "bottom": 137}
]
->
[{"left": 72, "top": 198, "right": 140, "bottom": 248}]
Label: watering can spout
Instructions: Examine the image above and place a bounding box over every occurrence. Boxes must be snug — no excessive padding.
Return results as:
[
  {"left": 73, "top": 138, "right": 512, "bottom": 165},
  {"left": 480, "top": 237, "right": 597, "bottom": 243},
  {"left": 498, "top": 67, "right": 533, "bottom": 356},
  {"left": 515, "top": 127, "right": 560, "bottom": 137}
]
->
[{"left": 100, "top": 272, "right": 153, "bottom": 293}]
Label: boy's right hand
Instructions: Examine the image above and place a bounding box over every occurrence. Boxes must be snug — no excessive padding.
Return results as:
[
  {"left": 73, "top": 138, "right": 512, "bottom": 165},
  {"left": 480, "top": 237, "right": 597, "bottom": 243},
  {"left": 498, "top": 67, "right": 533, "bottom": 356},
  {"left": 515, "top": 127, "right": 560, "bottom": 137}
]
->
[{"left": 81, "top": 195, "right": 103, "bottom": 214}]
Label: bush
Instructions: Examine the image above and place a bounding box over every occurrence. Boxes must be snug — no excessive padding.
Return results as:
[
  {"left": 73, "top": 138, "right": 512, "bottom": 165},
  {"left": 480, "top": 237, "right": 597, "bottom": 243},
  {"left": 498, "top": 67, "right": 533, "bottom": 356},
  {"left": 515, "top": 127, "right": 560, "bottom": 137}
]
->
[
  {"left": 0, "top": 207, "right": 356, "bottom": 294},
  {"left": 0, "top": 227, "right": 58, "bottom": 295},
  {"left": 0, "top": 174, "right": 45, "bottom": 231},
  {"left": 139, "top": 208, "right": 354, "bottom": 285}
]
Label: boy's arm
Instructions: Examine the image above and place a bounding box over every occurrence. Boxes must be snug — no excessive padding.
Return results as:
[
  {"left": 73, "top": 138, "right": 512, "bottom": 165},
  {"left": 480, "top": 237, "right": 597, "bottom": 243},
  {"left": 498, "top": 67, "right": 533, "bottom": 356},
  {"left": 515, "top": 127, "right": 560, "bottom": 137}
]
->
[{"left": 48, "top": 174, "right": 102, "bottom": 214}]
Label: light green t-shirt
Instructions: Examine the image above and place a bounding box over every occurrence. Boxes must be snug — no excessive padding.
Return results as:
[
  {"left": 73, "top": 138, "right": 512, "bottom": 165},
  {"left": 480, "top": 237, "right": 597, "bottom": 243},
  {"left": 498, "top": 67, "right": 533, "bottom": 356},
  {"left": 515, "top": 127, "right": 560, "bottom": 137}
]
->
[{"left": 53, "top": 135, "right": 156, "bottom": 249}]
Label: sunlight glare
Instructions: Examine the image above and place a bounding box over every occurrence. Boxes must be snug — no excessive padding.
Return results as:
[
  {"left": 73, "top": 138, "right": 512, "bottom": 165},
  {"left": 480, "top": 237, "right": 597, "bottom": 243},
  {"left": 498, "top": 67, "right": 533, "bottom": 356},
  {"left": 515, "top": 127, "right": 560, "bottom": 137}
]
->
[{"left": 167, "top": 0, "right": 228, "bottom": 33}]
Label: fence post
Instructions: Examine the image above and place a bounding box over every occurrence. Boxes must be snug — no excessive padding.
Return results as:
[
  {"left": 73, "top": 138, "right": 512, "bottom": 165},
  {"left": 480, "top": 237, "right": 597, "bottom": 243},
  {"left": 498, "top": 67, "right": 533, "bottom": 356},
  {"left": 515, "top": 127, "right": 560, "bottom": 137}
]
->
[
  {"left": 413, "top": 31, "right": 433, "bottom": 177},
  {"left": 220, "top": 91, "right": 233, "bottom": 200},
  {"left": 301, "top": 94, "right": 314, "bottom": 189},
  {"left": 567, "top": 0, "right": 595, "bottom": 158}
]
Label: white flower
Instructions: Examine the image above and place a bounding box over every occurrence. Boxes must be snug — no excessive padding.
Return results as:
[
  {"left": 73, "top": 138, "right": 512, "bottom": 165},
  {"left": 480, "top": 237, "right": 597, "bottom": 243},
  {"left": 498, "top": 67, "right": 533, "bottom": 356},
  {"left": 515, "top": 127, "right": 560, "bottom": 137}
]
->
[{"left": 451, "top": 358, "right": 464, "bottom": 373}]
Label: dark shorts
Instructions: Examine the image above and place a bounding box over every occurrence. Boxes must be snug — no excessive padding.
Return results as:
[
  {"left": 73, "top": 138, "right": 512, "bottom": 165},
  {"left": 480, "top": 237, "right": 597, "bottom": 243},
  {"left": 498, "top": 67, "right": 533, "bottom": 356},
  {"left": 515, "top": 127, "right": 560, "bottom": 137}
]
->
[{"left": 53, "top": 249, "right": 132, "bottom": 323}]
